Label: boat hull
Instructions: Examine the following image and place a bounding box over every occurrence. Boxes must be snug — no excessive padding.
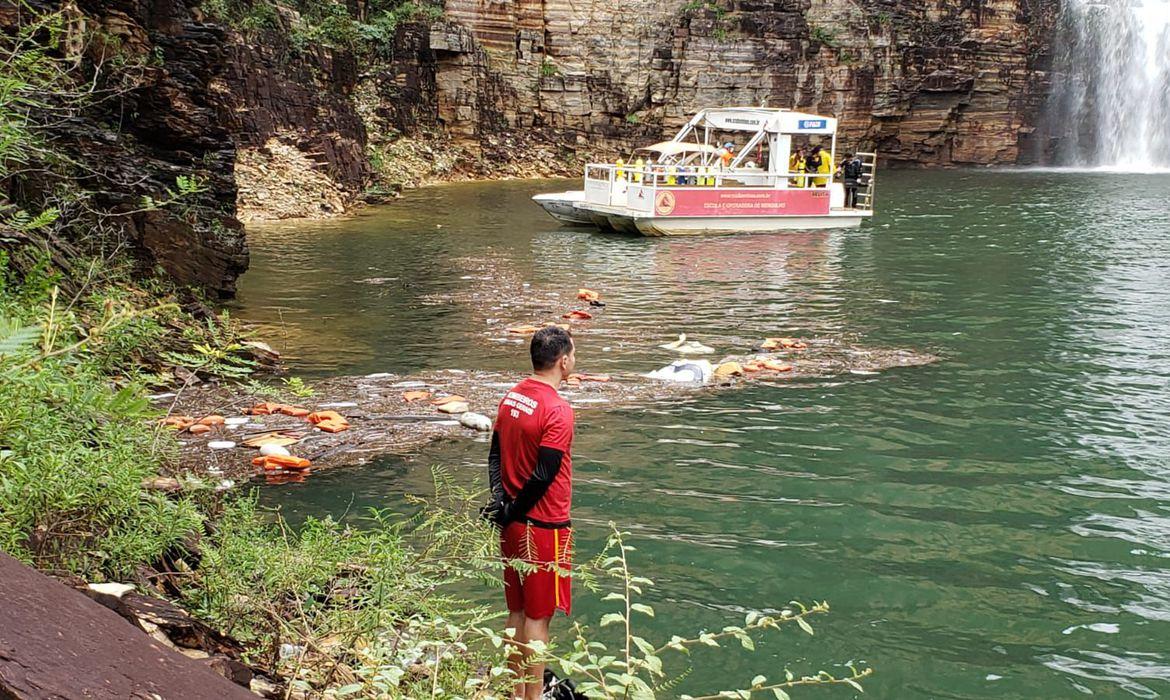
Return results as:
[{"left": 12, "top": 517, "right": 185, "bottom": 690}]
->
[
  {"left": 633, "top": 211, "right": 869, "bottom": 236},
  {"left": 569, "top": 199, "right": 870, "bottom": 236},
  {"left": 532, "top": 192, "right": 593, "bottom": 225}
]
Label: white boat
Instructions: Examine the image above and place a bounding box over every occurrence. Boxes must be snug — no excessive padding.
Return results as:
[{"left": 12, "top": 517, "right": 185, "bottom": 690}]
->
[
  {"left": 532, "top": 107, "right": 877, "bottom": 236},
  {"left": 531, "top": 191, "right": 593, "bottom": 225}
]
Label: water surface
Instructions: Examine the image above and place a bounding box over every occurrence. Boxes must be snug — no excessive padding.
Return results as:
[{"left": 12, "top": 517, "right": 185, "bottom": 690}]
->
[{"left": 236, "top": 171, "right": 1170, "bottom": 698}]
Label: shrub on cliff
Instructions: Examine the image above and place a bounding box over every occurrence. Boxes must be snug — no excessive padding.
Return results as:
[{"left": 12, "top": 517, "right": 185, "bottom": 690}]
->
[{"left": 202, "top": 0, "right": 443, "bottom": 59}]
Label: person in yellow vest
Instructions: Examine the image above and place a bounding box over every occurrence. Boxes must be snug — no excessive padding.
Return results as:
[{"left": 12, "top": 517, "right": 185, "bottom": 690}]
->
[
  {"left": 666, "top": 163, "right": 677, "bottom": 186},
  {"left": 808, "top": 145, "right": 830, "bottom": 187},
  {"left": 789, "top": 147, "right": 806, "bottom": 188},
  {"left": 615, "top": 158, "right": 625, "bottom": 181},
  {"left": 816, "top": 148, "right": 832, "bottom": 187},
  {"left": 633, "top": 156, "right": 644, "bottom": 184}
]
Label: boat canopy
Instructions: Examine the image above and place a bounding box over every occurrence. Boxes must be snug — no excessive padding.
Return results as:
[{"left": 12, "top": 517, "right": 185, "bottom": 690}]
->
[
  {"left": 636, "top": 141, "right": 719, "bottom": 156},
  {"left": 690, "top": 108, "right": 837, "bottom": 135}
]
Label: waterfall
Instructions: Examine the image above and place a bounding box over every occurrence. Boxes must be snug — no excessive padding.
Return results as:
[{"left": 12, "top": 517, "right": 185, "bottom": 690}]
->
[{"left": 1043, "top": 0, "right": 1170, "bottom": 170}]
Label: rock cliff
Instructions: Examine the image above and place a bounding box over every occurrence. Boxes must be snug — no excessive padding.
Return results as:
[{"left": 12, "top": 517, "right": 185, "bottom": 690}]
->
[
  {"left": 227, "top": 0, "right": 1058, "bottom": 223},
  {"left": 3, "top": 0, "right": 249, "bottom": 296},
  {"left": 434, "top": 0, "right": 1058, "bottom": 166}
]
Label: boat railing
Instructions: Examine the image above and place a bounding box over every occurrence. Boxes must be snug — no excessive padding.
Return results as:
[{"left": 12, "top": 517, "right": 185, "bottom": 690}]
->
[
  {"left": 585, "top": 163, "right": 837, "bottom": 191},
  {"left": 584, "top": 156, "right": 878, "bottom": 210},
  {"left": 854, "top": 152, "right": 877, "bottom": 211}
]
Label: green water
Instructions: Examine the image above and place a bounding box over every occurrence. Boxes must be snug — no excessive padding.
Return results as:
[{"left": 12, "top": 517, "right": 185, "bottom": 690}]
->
[{"left": 235, "top": 171, "right": 1170, "bottom": 698}]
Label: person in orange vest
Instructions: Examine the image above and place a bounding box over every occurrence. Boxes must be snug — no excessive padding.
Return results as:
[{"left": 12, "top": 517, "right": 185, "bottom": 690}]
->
[{"left": 716, "top": 142, "right": 735, "bottom": 168}]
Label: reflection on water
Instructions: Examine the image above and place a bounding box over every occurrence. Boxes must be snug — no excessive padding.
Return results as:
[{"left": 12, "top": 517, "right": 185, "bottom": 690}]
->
[{"left": 240, "top": 171, "right": 1170, "bottom": 698}]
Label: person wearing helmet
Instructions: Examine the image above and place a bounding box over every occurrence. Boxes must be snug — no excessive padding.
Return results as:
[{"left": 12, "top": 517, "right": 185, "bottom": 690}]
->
[{"left": 717, "top": 141, "right": 735, "bottom": 168}]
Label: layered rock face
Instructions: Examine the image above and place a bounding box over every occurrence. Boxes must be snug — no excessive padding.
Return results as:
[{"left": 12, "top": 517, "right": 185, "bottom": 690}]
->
[
  {"left": 216, "top": 34, "right": 371, "bottom": 221},
  {"left": 434, "top": 0, "right": 1058, "bottom": 166},
  {"left": 3, "top": 0, "right": 249, "bottom": 296}
]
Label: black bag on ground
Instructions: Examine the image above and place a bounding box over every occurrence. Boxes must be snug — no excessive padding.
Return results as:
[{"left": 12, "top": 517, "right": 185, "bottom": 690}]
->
[{"left": 544, "top": 669, "right": 589, "bottom": 699}]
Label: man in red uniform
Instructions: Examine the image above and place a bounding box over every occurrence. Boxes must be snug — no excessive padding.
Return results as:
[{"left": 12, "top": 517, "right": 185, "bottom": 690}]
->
[{"left": 485, "top": 326, "right": 576, "bottom": 700}]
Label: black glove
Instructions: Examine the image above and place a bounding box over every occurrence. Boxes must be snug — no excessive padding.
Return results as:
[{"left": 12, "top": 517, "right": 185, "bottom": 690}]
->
[{"left": 479, "top": 493, "right": 511, "bottom": 528}]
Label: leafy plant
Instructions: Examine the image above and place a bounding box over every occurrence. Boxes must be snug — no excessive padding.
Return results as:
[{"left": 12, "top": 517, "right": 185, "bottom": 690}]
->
[
  {"left": 809, "top": 24, "right": 838, "bottom": 47},
  {"left": 160, "top": 311, "right": 258, "bottom": 379},
  {"left": 281, "top": 376, "right": 315, "bottom": 397},
  {"left": 0, "top": 298, "right": 202, "bottom": 579},
  {"left": 138, "top": 174, "right": 208, "bottom": 212},
  {"left": 545, "top": 525, "right": 872, "bottom": 699},
  {"left": 540, "top": 59, "right": 561, "bottom": 77}
]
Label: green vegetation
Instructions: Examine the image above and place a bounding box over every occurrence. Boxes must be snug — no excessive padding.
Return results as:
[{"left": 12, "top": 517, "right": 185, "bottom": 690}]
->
[
  {"left": 540, "top": 58, "right": 561, "bottom": 78},
  {"left": 0, "top": 287, "right": 201, "bottom": 578},
  {"left": 808, "top": 24, "right": 838, "bottom": 48},
  {"left": 202, "top": 0, "right": 444, "bottom": 59},
  {"left": 681, "top": 0, "right": 732, "bottom": 41}
]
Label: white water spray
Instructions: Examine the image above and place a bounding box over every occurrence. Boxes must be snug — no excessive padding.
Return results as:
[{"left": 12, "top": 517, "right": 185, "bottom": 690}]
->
[{"left": 1044, "top": 0, "right": 1170, "bottom": 170}]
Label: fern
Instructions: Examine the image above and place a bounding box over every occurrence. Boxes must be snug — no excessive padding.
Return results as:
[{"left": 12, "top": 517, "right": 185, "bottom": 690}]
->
[{"left": 0, "top": 316, "right": 42, "bottom": 361}]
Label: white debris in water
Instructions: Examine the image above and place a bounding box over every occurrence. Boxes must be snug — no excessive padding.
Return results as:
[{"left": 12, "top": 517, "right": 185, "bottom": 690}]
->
[
  {"left": 647, "top": 359, "right": 713, "bottom": 384},
  {"left": 1061, "top": 622, "right": 1120, "bottom": 635},
  {"left": 849, "top": 369, "right": 879, "bottom": 375},
  {"left": 986, "top": 675, "right": 1003, "bottom": 681},
  {"left": 460, "top": 412, "right": 493, "bottom": 431},
  {"left": 392, "top": 380, "right": 427, "bottom": 387},
  {"left": 259, "top": 444, "right": 292, "bottom": 457},
  {"left": 366, "top": 372, "right": 395, "bottom": 379},
  {"left": 436, "top": 401, "right": 470, "bottom": 414}
]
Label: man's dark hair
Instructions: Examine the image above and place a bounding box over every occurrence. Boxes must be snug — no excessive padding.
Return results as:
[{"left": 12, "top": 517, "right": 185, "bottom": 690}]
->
[
  {"left": 845, "top": 152, "right": 853, "bottom": 158},
  {"left": 530, "top": 326, "right": 573, "bottom": 371}
]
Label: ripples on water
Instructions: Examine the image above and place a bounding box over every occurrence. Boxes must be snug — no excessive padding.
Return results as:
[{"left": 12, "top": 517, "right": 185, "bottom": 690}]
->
[{"left": 241, "top": 171, "right": 1170, "bottom": 698}]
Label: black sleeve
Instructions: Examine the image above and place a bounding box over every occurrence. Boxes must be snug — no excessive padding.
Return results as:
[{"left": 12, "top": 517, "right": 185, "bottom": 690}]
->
[
  {"left": 504, "top": 446, "right": 564, "bottom": 523},
  {"left": 487, "top": 432, "right": 503, "bottom": 500}
]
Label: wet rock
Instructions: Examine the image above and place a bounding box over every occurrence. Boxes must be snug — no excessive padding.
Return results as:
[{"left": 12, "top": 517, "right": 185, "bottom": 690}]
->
[
  {"left": 460, "top": 412, "right": 493, "bottom": 431},
  {"left": 242, "top": 340, "right": 281, "bottom": 368},
  {"left": 143, "top": 477, "right": 183, "bottom": 493}
]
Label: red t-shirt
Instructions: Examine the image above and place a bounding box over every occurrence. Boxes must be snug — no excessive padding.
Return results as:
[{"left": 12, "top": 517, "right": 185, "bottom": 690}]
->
[{"left": 496, "top": 378, "right": 574, "bottom": 523}]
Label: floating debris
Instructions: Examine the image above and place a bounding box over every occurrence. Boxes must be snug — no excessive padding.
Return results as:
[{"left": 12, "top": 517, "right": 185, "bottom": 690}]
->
[{"left": 659, "top": 334, "right": 715, "bottom": 354}]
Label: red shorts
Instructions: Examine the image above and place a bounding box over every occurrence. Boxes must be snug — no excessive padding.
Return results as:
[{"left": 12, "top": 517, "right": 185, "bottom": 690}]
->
[{"left": 501, "top": 521, "right": 573, "bottom": 619}]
